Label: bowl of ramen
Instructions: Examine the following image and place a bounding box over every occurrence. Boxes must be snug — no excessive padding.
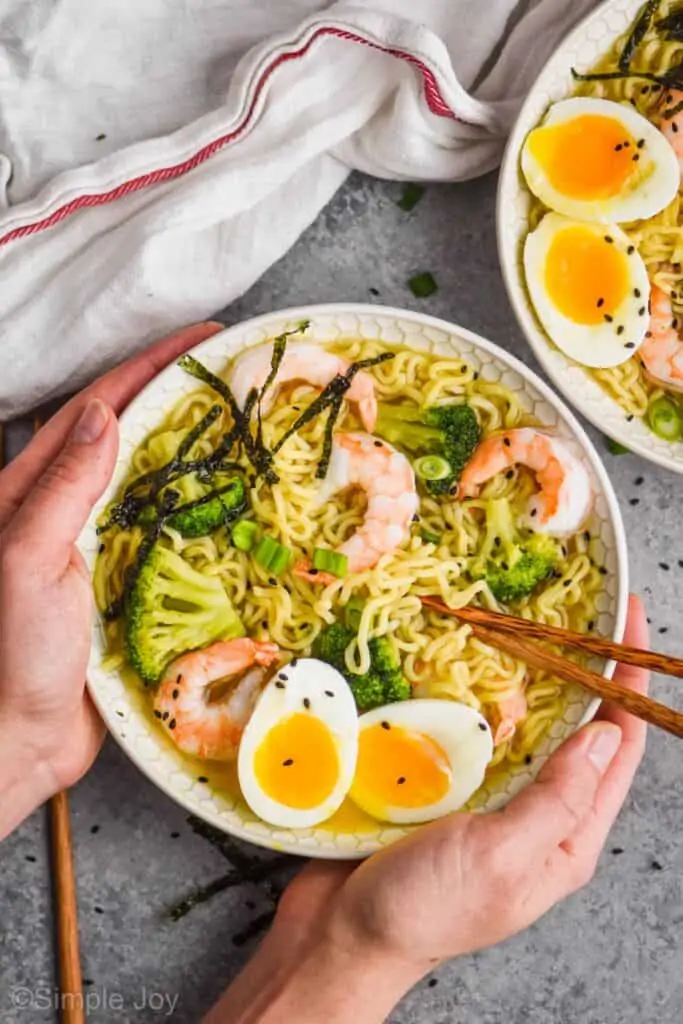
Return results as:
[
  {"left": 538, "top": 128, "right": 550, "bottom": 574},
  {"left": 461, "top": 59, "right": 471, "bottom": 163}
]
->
[
  {"left": 81, "top": 305, "right": 628, "bottom": 858},
  {"left": 498, "top": 0, "right": 683, "bottom": 471}
]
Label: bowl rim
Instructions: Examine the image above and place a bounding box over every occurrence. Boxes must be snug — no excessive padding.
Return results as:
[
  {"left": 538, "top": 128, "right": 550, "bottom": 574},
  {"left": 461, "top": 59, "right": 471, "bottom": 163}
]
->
[
  {"left": 495, "top": 0, "right": 683, "bottom": 475},
  {"left": 83, "top": 301, "right": 630, "bottom": 858}
]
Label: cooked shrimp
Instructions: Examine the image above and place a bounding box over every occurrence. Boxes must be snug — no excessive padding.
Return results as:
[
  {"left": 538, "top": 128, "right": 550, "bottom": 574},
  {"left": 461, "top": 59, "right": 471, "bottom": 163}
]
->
[
  {"left": 660, "top": 89, "right": 683, "bottom": 171},
  {"left": 154, "top": 638, "right": 280, "bottom": 760},
  {"left": 228, "top": 341, "right": 379, "bottom": 431},
  {"left": 491, "top": 691, "right": 528, "bottom": 747},
  {"left": 640, "top": 284, "right": 683, "bottom": 391},
  {"left": 459, "top": 428, "right": 592, "bottom": 536},
  {"left": 295, "top": 432, "right": 419, "bottom": 583}
]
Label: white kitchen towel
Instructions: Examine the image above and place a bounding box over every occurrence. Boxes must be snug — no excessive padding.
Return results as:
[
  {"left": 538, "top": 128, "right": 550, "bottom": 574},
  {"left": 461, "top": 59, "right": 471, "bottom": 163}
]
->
[{"left": 0, "top": 0, "right": 598, "bottom": 418}]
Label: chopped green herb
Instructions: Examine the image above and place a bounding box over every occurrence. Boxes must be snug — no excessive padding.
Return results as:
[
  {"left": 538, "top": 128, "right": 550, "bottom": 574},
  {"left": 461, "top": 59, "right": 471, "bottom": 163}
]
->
[
  {"left": 414, "top": 454, "right": 452, "bottom": 481},
  {"left": 253, "top": 535, "right": 292, "bottom": 575},
  {"left": 231, "top": 519, "right": 260, "bottom": 552},
  {"left": 408, "top": 272, "right": 438, "bottom": 299},
  {"left": 397, "top": 183, "right": 426, "bottom": 212},
  {"left": 312, "top": 548, "right": 348, "bottom": 578},
  {"left": 647, "top": 395, "right": 683, "bottom": 441},
  {"left": 419, "top": 528, "right": 441, "bottom": 545},
  {"left": 605, "top": 436, "right": 631, "bottom": 456}
]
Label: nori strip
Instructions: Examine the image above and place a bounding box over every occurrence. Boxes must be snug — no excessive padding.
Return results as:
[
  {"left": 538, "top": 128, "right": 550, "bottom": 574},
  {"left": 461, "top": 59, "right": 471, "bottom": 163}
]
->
[
  {"left": 656, "top": 5, "right": 683, "bottom": 42},
  {"left": 620, "top": 0, "right": 661, "bottom": 69},
  {"left": 317, "top": 393, "right": 345, "bottom": 478}
]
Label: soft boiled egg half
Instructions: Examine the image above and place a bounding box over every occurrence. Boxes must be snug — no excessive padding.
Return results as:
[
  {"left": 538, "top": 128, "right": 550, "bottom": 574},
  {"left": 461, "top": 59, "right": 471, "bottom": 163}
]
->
[
  {"left": 521, "top": 97, "right": 679, "bottom": 224},
  {"left": 349, "top": 700, "right": 493, "bottom": 825},
  {"left": 524, "top": 213, "right": 650, "bottom": 368},
  {"left": 238, "top": 658, "right": 358, "bottom": 828}
]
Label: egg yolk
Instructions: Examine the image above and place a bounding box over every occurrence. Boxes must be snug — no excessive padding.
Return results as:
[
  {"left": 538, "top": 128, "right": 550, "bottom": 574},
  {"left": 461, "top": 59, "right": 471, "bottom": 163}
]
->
[
  {"left": 254, "top": 712, "right": 339, "bottom": 810},
  {"left": 544, "top": 224, "right": 630, "bottom": 324},
  {"left": 351, "top": 723, "right": 451, "bottom": 811},
  {"left": 528, "top": 114, "right": 637, "bottom": 200}
]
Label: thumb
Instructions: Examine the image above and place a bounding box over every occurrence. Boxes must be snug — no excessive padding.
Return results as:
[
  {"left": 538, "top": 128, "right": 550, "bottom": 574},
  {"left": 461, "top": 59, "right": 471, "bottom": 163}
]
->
[
  {"left": 5, "top": 400, "right": 118, "bottom": 574},
  {"left": 499, "top": 721, "right": 623, "bottom": 852}
]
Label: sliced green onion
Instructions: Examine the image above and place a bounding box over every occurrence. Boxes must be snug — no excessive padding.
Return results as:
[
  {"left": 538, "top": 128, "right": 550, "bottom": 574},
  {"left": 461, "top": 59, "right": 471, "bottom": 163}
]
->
[
  {"left": 231, "top": 519, "right": 260, "bottom": 552},
  {"left": 414, "top": 454, "right": 452, "bottom": 481},
  {"left": 312, "top": 547, "right": 348, "bottom": 578},
  {"left": 604, "top": 436, "right": 630, "bottom": 456},
  {"left": 397, "top": 183, "right": 425, "bottom": 212},
  {"left": 408, "top": 272, "right": 437, "bottom": 298},
  {"left": 253, "top": 535, "right": 293, "bottom": 575},
  {"left": 344, "top": 596, "right": 365, "bottom": 629},
  {"left": 647, "top": 396, "right": 683, "bottom": 442},
  {"left": 420, "top": 528, "right": 441, "bottom": 545}
]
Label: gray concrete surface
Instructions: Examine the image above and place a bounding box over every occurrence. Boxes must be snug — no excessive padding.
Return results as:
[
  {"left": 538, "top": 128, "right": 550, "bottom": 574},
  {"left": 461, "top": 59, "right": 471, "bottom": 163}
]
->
[{"left": 2, "top": 170, "right": 683, "bottom": 1023}]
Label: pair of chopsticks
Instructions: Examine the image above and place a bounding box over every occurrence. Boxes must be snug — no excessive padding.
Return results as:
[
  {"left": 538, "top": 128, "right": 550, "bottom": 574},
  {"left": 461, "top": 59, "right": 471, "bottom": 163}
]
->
[
  {"left": 422, "top": 597, "right": 683, "bottom": 739},
  {"left": 0, "top": 421, "right": 85, "bottom": 1024}
]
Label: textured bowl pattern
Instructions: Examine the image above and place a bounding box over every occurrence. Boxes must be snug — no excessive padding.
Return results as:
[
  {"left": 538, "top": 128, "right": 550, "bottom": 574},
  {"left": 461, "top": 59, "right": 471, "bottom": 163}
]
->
[
  {"left": 81, "top": 305, "right": 628, "bottom": 858},
  {"left": 497, "top": 0, "right": 683, "bottom": 473}
]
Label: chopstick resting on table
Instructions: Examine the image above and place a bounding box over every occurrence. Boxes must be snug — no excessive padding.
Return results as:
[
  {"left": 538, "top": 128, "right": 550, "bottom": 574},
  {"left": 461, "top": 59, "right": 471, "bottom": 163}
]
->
[{"left": 422, "top": 597, "right": 683, "bottom": 741}]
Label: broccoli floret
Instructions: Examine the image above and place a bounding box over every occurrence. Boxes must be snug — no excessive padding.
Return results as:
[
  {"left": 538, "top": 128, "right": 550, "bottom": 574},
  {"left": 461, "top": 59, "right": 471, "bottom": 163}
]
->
[
  {"left": 375, "top": 402, "right": 481, "bottom": 495},
  {"left": 469, "top": 498, "right": 560, "bottom": 604},
  {"left": 312, "top": 623, "right": 410, "bottom": 711},
  {"left": 168, "top": 476, "right": 246, "bottom": 538},
  {"left": 125, "top": 544, "right": 245, "bottom": 684}
]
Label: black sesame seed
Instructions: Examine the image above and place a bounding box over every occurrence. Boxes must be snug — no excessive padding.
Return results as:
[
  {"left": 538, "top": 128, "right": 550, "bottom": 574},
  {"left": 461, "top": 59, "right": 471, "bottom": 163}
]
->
[
  {"left": 449, "top": 485, "right": 458, "bottom": 496},
  {"left": 177, "top": 674, "right": 183, "bottom": 684},
  {"left": 503, "top": 437, "right": 511, "bottom": 447},
  {"left": 170, "top": 832, "right": 180, "bottom": 839},
  {"left": 561, "top": 545, "right": 567, "bottom": 557},
  {"left": 525, "top": 754, "right": 533, "bottom": 765},
  {"left": 623, "top": 141, "right": 631, "bottom": 148},
  {"left": 635, "top": 476, "right": 644, "bottom": 486},
  {"left": 638, "top": 307, "right": 646, "bottom": 316},
  {"left": 473, "top": 371, "right": 480, "bottom": 380},
  {"left": 172, "top": 688, "right": 179, "bottom": 700},
  {"left": 505, "top": 469, "right": 514, "bottom": 479},
  {"left": 116, "top": 710, "right": 125, "bottom": 718},
  {"left": 324, "top": 690, "right": 334, "bottom": 697},
  {"left": 617, "top": 325, "right": 625, "bottom": 335},
  {"left": 291, "top": 658, "right": 299, "bottom": 667},
  {"left": 397, "top": 777, "right": 406, "bottom": 785},
  {"left": 90, "top": 825, "right": 100, "bottom": 835},
  {"left": 584, "top": 530, "right": 591, "bottom": 542},
  {"left": 198, "top": 776, "right": 209, "bottom": 783},
  {"left": 660, "top": 562, "right": 670, "bottom": 571},
  {"left": 309, "top": 568, "right": 319, "bottom": 576},
  {"left": 624, "top": 342, "right": 636, "bottom": 349},
  {"left": 629, "top": 98, "right": 637, "bottom": 107},
  {"left": 478, "top": 722, "right": 488, "bottom": 732},
  {"left": 604, "top": 314, "right": 614, "bottom": 323},
  {"left": 651, "top": 860, "right": 664, "bottom": 871},
  {"left": 641, "top": 86, "right": 649, "bottom": 95},
  {"left": 278, "top": 674, "right": 289, "bottom": 682},
  {"left": 381, "top": 721, "right": 391, "bottom": 730},
  {"left": 673, "top": 319, "right": 679, "bottom": 330},
  {"left": 494, "top": 536, "right": 501, "bottom": 547},
  {"left": 588, "top": 620, "right": 595, "bottom": 632},
  {"left": 605, "top": 235, "right": 614, "bottom": 244},
  {"left": 501, "top": 561, "right": 509, "bottom": 571},
  {"left": 262, "top": 621, "right": 268, "bottom": 628},
  {"left": 412, "top": 513, "right": 420, "bottom": 522},
  {"left": 632, "top": 154, "right": 640, "bottom": 162},
  {"left": 627, "top": 245, "right": 635, "bottom": 255},
  {"left": 667, "top": 94, "right": 674, "bottom": 104},
  {"left": 374, "top": 440, "right": 383, "bottom": 448},
  {"left": 162, "top": 711, "right": 169, "bottom": 721},
  {"left": 659, "top": 627, "right": 669, "bottom": 635},
  {"left": 275, "top": 681, "right": 285, "bottom": 689},
  {"left": 673, "top": 122, "right": 680, "bottom": 133},
  {"left": 94, "top": 906, "right": 104, "bottom": 915},
  {"left": 369, "top": 287, "right": 380, "bottom": 296},
  {"left": 530, "top": 508, "right": 537, "bottom": 518},
  {"left": 428, "top": 979, "right": 439, "bottom": 988},
  {"left": 637, "top": 138, "right": 645, "bottom": 149},
  {"left": 154, "top": 710, "right": 162, "bottom": 719},
  {"left": 679, "top": 559, "right": 683, "bottom": 568},
  {"left": 615, "top": 143, "right": 623, "bottom": 151},
  {"left": 282, "top": 759, "right": 294, "bottom": 767},
  {"left": 634, "top": 288, "right": 641, "bottom": 298},
  {"left": 599, "top": 566, "right": 608, "bottom": 575},
  {"left": 268, "top": 577, "right": 277, "bottom": 586},
  {"left": 303, "top": 698, "right": 311, "bottom": 709},
  {"left": 25, "top": 854, "right": 37, "bottom": 863},
  {"left": 597, "top": 297, "right": 605, "bottom": 307},
  {"left": 169, "top": 718, "right": 176, "bottom": 730},
  {"left": 645, "top": 331, "right": 652, "bottom": 338},
  {"left": 629, "top": 498, "right": 640, "bottom": 506},
  {"left": 611, "top": 847, "right": 624, "bottom": 855},
  {"left": 98, "top": 543, "right": 105, "bottom": 554},
  {"left": 626, "top": 414, "right": 635, "bottom": 422},
  {"left": 293, "top": 406, "right": 300, "bottom": 412},
  {"left": 563, "top": 579, "right": 571, "bottom": 588}
]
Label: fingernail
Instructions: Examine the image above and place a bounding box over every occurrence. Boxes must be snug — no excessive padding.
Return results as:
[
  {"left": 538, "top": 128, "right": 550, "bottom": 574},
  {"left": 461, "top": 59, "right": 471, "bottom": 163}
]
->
[
  {"left": 586, "top": 724, "right": 622, "bottom": 772},
  {"left": 71, "top": 399, "right": 109, "bottom": 444}
]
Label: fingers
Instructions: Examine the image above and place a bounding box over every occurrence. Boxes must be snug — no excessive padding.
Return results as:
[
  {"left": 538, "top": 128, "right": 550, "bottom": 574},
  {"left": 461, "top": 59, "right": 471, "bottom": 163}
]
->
[
  {"left": 562, "top": 594, "right": 649, "bottom": 862},
  {"left": 0, "top": 321, "right": 224, "bottom": 529},
  {"left": 2, "top": 400, "right": 119, "bottom": 577},
  {"left": 498, "top": 721, "right": 622, "bottom": 853}
]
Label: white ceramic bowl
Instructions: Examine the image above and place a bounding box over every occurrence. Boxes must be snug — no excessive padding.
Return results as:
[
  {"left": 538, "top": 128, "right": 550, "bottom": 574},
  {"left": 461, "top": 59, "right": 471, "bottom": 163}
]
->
[
  {"left": 497, "top": 0, "right": 683, "bottom": 473},
  {"left": 81, "top": 304, "right": 628, "bottom": 858}
]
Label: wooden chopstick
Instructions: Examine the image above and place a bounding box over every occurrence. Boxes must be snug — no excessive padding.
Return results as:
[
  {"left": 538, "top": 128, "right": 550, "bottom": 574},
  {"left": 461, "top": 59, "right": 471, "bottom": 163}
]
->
[
  {"left": 27, "top": 414, "right": 84, "bottom": 1024},
  {"left": 422, "top": 597, "right": 683, "bottom": 679},
  {"left": 468, "top": 622, "right": 683, "bottom": 739}
]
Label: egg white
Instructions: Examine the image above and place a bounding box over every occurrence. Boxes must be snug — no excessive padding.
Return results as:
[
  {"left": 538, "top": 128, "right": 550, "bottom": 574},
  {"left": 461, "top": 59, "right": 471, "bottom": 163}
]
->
[
  {"left": 521, "top": 97, "right": 680, "bottom": 224},
  {"left": 349, "top": 699, "right": 493, "bottom": 825},
  {"left": 524, "top": 213, "right": 650, "bottom": 368},
  {"left": 238, "top": 658, "right": 358, "bottom": 829}
]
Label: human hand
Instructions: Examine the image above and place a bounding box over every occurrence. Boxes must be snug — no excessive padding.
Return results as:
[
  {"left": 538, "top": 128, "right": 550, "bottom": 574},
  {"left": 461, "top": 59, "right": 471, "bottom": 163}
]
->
[
  {"left": 0, "top": 321, "right": 224, "bottom": 838},
  {"left": 206, "top": 595, "right": 648, "bottom": 1024}
]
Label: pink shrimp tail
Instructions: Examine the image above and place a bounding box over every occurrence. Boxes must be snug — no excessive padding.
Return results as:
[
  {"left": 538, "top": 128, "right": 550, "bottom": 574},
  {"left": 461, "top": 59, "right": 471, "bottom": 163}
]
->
[
  {"left": 251, "top": 641, "right": 281, "bottom": 666},
  {"left": 358, "top": 395, "right": 378, "bottom": 432}
]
